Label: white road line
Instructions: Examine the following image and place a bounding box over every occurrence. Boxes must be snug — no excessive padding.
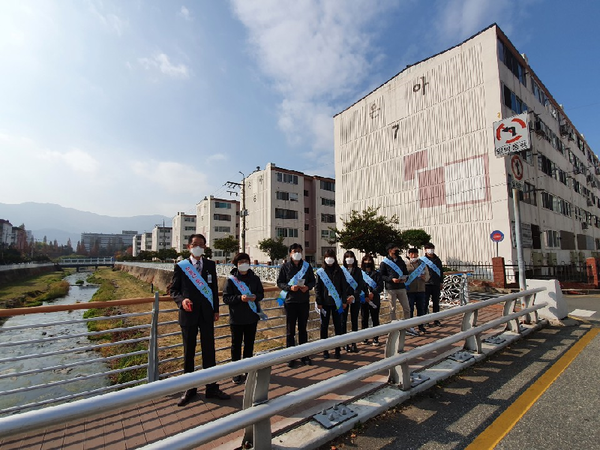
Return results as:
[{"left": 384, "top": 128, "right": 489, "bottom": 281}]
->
[{"left": 570, "top": 309, "right": 596, "bottom": 318}]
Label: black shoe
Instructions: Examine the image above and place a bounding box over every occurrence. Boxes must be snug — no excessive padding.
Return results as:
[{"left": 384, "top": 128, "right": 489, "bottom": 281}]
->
[
  {"left": 334, "top": 348, "right": 341, "bottom": 359},
  {"left": 288, "top": 359, "right": 299, "bottom": 369},
  {"left": 434, "top": 320, "right": 442, "bottom": 327},
  {"left": 232, "top": 375, "right": 246, "bottom": 385},
  {"left": 205, "top": 388, "right": 231, "bottom": 400},
  {"left": 323, "top": 350, "right": 330, "bottom": 359},
  {"left": 351, "top": 343, "right": 358, "bottom": 353},
  {"left": 418, "top": 325, "right": 428, "bottom": 334},
  {"left": 301, "top": 356, "right": 313, "bottom": 366},
  {"left": 345, "top": 344, "right": 352, "bottom": 352},
  {"left": 177, "top": 388, "right": 197, "bottom": 407},
  {"left": 373, "top": 338, "right": 380, "bottom": 346},
  {"left": 363, "top": 339, "right": 370, "bottom": 345}
]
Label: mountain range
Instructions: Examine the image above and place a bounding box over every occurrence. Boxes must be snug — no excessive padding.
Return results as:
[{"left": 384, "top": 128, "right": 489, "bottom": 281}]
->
[{"left": 0, "top": 202, "right": 171, "bottom": 245}]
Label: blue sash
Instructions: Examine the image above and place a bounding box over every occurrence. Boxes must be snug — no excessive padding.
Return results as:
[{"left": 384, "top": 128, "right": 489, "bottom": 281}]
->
[
  {"left": 277, "top": 261, "right": 310, "bottom": 306},
  {"left": 382, "top": 257, "right": 404, "bottom": 277},
  {"left": 341, "top": 266, "right": 365, "bottom": 304},
  {"left": 316, "top": 268, "right": 344, "bottom": 314},
  {"left": 422, "top": 256, "right": 441, "bottom": 277},
  {"left": 362, "top": 270, "right": 378, "bottom": 290},
  {"left": 178, "top": 259, "right": 214, "bottom": 309},
  {"left": 406, "top": 258, "right": 427, "bottom": 287},
  {"left": 228, "top": 275, "right": 259, "bottom": 316}
]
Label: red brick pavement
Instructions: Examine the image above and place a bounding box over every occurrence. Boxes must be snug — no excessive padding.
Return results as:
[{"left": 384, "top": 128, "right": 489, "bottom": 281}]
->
[{"left": 0, "top": 306, "right": 504, "bottom": 450}]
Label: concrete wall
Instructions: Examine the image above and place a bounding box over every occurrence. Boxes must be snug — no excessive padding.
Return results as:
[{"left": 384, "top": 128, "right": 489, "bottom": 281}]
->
[{"left": 0, "top": 265, "right": 56, "bottom": 286}]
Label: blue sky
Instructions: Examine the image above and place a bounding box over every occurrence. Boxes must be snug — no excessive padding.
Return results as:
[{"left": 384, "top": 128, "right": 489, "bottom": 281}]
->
[{"left": 1, "top": 0, "right": 598, "bottom": 217}]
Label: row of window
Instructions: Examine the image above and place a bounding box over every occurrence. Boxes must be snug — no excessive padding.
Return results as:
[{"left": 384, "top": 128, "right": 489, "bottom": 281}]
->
[
  {"left": 503, "top": 85, "right": 528, "bottom": 114},
  {"left": 213, "top": 214, "right": 232, "bottom": 221},
  {"left": 497, "top": 40, "right": 526, "bottom": 86},
  {"left": 275, "top": 208, "right": 298, "bottom": 220},
  {"left": 276, "top": 191, "right": 299, "bottom": 202},
  {"left": 276, "top": 227, "right": 299, "bottom": 238},
  {"left": 321, "top": 197, "right": 335, "bottom": 207},
  {"left": 276, "top": 172, "right": 299, "bottom": 185},
  {"left": 214, "top": 226, "right": 231, "bottom": 233},
  {"left": 214, "top": 202, "right": 232, "bottom": 209}
]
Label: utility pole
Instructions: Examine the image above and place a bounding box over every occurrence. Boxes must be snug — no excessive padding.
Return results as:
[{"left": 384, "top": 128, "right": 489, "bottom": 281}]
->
[{"left": 225, "top": 173, "right": 246, "bottom": 253}]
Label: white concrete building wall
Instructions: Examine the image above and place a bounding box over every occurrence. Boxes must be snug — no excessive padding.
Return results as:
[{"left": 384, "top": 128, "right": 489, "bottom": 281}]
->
[
  {"left": 151, "top": 227, "right": 172, "bottom": 252},
  {"left": 0, "top": 220, "right": 13, "bottom": 246},
  {"left": 196, "top": 196, "right": 239, "bottom": 260},
  {"left": 140, "top": 232, "right": 152, "bottom": 252},
  {"left": 132, "top": 234, "right": 142, "bottom": 257},
  {"left": 172, "top": 213, "right": 196, "bottom": 252}
]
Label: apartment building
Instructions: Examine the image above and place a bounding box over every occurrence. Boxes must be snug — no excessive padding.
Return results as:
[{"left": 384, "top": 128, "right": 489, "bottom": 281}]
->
[
  {"left": 196, "top": 196, "right": 240, "bottom": 261},
  {"left": 171, "top": 212, "right": 197, "bottom": 252},
  {"left": 81, "top": 230, "right": 138, "bottom": 253},
  {"left": 151, "top": 226, "right": 172, "bottom": 252},
  {"left": 132, "top": 234, "right": 142, "bottom": 257},
  {"left": 244, "top": 163, "right": 336, "bottom": 264},
  {"left": 0, "top": 220, "right": 13, "bottom": 247},
  {"left": 139, "top": 232, "right": 153, "bottom": 252},
  {"left": 334, "top": 23, "right": 598, "bottom": 266}
]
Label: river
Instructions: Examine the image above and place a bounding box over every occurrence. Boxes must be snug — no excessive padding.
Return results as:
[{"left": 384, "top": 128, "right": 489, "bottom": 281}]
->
[{"left": 0, "top": 271, "right": 110, "bottom": 415}]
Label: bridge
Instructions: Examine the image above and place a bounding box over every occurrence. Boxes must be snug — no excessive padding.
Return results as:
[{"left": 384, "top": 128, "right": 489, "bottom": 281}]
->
[
  {"left": 55, "top": 257, "right": 116, "bottom": 269},
  {"left": 0, "top": 283, "right": 596, "bottom": 449}
]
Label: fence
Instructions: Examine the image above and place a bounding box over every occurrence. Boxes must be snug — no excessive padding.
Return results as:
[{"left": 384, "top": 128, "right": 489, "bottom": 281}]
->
[{"left": 0, "top": 288, "right": 547, "bottom": 449}]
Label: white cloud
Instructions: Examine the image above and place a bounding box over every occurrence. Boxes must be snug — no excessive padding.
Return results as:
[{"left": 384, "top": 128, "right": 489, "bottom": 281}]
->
[
  {"left": 131, "top": 160, "right": 209, "bottom": 194},
  {"left": 43, "top": 148, "right": 100, "bottom": 174},
  {"left": 87, "top": 0, "right": 128, "bottom": 36},
  {"left": 178, "top": 6, "right": 193, "bottom": 21},
  {"left": 138, "top": 53, "right": 190, "bottom": 79},
  {"left": 207, "top": 153, "right": 227, "bottom": 164},
  {"left": 436, "top": 0, "right": 514, "bottom": 42},
  {"left": 231, "top": 0, "right": 391, "bottom": 157}
]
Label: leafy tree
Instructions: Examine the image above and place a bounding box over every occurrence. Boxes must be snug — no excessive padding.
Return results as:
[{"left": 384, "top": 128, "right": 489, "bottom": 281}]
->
[
  {"left": 213, "top": 235, "right": 240, "bottom": 262},
  {"left": 330, "top": 207, "right": 403, "bottom": 257},
  {"left": 401, "top": 229, "right": 432, "bottom": 250},
  {"left": 157, "top": 248, "right": 178, "bottom": 261},
  {"left": 258, "top": 237, "right": 288, "bottom": 263}
]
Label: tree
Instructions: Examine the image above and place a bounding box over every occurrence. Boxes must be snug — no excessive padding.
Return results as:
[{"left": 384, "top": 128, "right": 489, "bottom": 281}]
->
[
  {"left": 401, "top": 229, "right": 431, "bottom": 250},
  {"left": 258, "top": 237, "right": 288, "bottom": 263},
  {"left": 330, "top": 207, "right": 403, "bottom": 258},
  {"left": 213, "top": 235, "right": 240, "bottom": 262}
]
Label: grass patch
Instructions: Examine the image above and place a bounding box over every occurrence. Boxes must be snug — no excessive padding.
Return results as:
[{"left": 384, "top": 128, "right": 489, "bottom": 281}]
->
[{"left": 0, "top": 270, "right": 73, "bottom": 306}]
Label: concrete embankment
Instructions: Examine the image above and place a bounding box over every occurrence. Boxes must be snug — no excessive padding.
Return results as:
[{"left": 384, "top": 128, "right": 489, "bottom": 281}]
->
[
  {"left": 0, "top": 265, "right": 57, "bottom": 286},
  {"left": 115, "top": 263, "right": 173, "bottom": 291}
]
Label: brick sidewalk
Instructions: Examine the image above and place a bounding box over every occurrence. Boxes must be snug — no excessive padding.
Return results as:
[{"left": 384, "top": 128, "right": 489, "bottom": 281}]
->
[{"left": 0, "top": 307, "right": 503, "bottom": 450}]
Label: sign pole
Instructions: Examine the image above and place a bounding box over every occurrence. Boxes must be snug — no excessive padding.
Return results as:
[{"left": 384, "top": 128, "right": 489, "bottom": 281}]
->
[{"left": 512, "top": 187, "right": 527, "bottom": 291}]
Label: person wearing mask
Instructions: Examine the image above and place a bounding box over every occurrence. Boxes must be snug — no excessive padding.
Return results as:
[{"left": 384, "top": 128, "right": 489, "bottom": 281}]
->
[
  {"left": 170, "top": 234, "right": 230, "bottom": 406},
  {"left": 223, "top": 252, "right": 265, "bottom": 385},
  {"left": 340, "top": 250, "right": 365, "bottom": 353},
  {"left": 423, "top": 243, "right": 444, "bottom": 327},
  {"left": 380, "top": 243, "right": 410, "bottom": 324},
  {"left": 276, "top": 243, "right": 316, "bottom": 368},
  {"left": 360, "top": 254, "right": 384, "bottom": 345},
  {"left": 405, "top": 248, "right": 430, "bottom": 335},
  {"left": 315, "top": 249, "right": 352, "bottom": 359}
]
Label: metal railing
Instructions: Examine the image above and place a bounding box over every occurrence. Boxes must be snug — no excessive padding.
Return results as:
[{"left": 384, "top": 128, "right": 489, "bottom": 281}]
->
[{"left": 0, "top": 288, "right": 547, "bottom": 449}]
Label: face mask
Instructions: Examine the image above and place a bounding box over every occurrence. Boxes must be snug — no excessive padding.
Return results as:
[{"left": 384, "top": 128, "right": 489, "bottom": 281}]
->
[
  {"left": 345, "top": 257, "right": 355, "bottom": 265},
  {"left": 238, "top": 263, "right": 250, "bottom": 273},
  {"left": 292, "top": 252, "right": 302, "bottom": 261},
  {"left": 410, "top": 257, "right": 418, "bottom": 263},
  {"left": 190, "top": 246, "right": 204, "bottom": 257},
  {"left": 426, "top": 249, "right": 434, "bottom": 254},
  {"left": 394, "top": 250, "right": 400, "bottom": 257},
  {"left": 325, "top": 257, "right": 335, "bottom": 265},
  {"left": 364, "top": 263, "right": 373, "bottom": 269}
]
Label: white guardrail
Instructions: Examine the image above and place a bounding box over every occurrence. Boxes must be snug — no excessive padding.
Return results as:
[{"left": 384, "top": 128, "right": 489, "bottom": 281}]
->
[{"left": 0, "top": 287, "right": 546, "bottom": 449}]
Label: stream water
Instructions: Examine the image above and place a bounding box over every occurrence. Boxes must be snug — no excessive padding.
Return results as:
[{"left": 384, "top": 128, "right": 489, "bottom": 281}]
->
[{"left": 0, "top": 271, "right": 110, "bottom": 415}]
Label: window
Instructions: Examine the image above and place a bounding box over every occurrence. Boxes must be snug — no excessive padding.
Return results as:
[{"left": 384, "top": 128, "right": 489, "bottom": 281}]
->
[
  {"left": 214, "top": 202, "right": 231, "bottom": 209},
  {"left": 214, "top": 226, "right": 231, "bottom": 232},
  {"left": 546, "top": 230, "right": 560, "bottom": 248},
  {"left": 321, "top": 229, "right": 334, "bottom": 239},
  {"left": 276, "top": 172, "right": 299, "bottom": 185},
  {"left": 522, "top": 182, "right": 537, "bottom": 206},
  {"left": 498, "top": 39, "right": 526, "bottom": 87},
  {"left": 541, "top": 192, "right": 554, "bottom": 211},
  {"left": 184, "top": 226, "right": 196, "bottom": 231},
  {"left": 305, "top": 207, "right": 309, "bottom": 213},
  {"left": 304, "top": 224, "right": 310, "bottom": 231},
  {"left": 275, "top": 208, "right": 298, "bottom": 220},
  {"left": 304, "top": 190, "right": 309, "bottom": 197},
  {"left": 320, "top": 180, "right": 335, "bottom": 192},
  {"left": 213, "top": 214, "right": 232, "bottom": 221},
  {"left": 276, "top": 191, "right": 299, "bottom": 202},
  {"left": 503, "top": 84, "right": 528, "bottom": 114},
  {"left": 321, "top": 197, "right": 335, "bottom": 207},
  {"left": 276, "top": 227, "right": 299, "bottom": 238},
  {"left": 321, "top": 213, "right": 336, "bottom": 223}
]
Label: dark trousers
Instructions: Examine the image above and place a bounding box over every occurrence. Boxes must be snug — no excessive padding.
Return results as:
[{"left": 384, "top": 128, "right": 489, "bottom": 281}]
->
[
  {"left": 426, "top": 285, "right": 441, "bottom": 313},
  {"left": 230, "top": 322, "right": 258, "bottom": 362},
  {"left": 320, "top": 305, "right": 343, "bottom": 340},
  {"left": 408, "top": 292, "right": 428, "bottom": 318},
  {"left": 341, "top": 300, "right": 360, "bottom": 334},
  {"left": 361, "top": 297, "right": 381, "bottom": 329},
  {"left": 180, "top": 321, "right": 218, "bottom": 391},
  {"left": 284, "top": 302, "right": 310, "bottom": 347}
]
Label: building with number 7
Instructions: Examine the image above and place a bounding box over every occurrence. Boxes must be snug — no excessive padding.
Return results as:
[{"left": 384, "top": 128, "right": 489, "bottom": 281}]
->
[{"left": 334, "top": 23, "right": 599, "bottom": 273}]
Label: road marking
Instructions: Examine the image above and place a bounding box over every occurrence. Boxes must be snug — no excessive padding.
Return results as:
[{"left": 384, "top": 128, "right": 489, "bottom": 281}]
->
[
  {"left": 570, "top": 309, "right": 596, "bottom": 318},
  {"left": 465, "top": 327, "right": 600, "bottom": 450}
]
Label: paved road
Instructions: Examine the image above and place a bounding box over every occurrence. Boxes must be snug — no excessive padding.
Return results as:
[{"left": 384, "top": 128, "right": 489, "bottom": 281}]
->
[{"left": 321, "top": 295, "right": 600, "bottom": 450}]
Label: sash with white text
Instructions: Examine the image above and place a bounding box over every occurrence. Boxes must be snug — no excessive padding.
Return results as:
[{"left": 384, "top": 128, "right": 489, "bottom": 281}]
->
[
  {"left": 341, "top": 266, "right": 365, "bottom": 304},
  {"left": 277, "top": 260, "right": 310, "bottom": 306},
  {"left": 316, "top": 268, "right": 344, "bottom": 314},
  {"left": 178, "top": 259, "right": 214, "bottom": 309}
]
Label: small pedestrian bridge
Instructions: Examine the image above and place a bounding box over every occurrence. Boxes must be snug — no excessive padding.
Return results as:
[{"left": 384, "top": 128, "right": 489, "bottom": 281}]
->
[
  {"left": 55, "top": 257, "right": 115, "bottom": 269},
  {"left": 0, "top": 287, "right": 547, "bottom": 449}
]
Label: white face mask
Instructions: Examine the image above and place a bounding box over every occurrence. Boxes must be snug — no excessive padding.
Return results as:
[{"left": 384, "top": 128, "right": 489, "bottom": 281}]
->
[
  {"left": 410, "top": 257, "right": 418, "bottom": 263},
  {"left": 190, "top": 246, "right": 204, "bottom": 257},
  {"left": 426, "top": 249, "right": 434, "bottom": 254},
  {"left": 238, "top": 263, "right": 250, "bottom": 273},
  {"left": 345, "top": 257, "right": 355, "bottom": 265},
  {"left": 325, "top": 257, "right": 335, "bottom": 265},
  {"left": 291, "top": 252, "right": 302, "bottom": 261}
]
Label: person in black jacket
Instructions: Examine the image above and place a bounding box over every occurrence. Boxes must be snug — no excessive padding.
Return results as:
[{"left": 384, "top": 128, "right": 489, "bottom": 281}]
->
[
  {"left": 360, "top": 254, "right": 384, "bottom": 345},
  {"left": 424, "top": 242, "right": 444, "bottom": 327},
  {"left": 169, "top": 234, "right": 230, "bottom": 406},
  {"left": 223, "top": 252, "right": 265, "bottom": 385},
  {"left": 315, "top": 249, "right": 352, "bottom": 359},
  {"left": 380, "top": 242, "right": 410, "bottom": 322},
  {"left": 276, "top": 243, "right": 316, "bottom": 368},
  {"left": 341, "top": 250, "right": 365, "bottom": 353}
]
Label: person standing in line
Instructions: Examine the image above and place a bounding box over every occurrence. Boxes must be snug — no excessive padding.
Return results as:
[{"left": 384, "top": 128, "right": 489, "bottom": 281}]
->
[
  {"left": 315, "top": 249, "right": 352, "bottom": 359},
  {"left": 380, "top": 243, "right": 411, "bottom": 327},
  {"left": 276, "top": 243, "right": 316, "bottom": 368},
  {"left": 405, "top": 248, "right": 430, "bottom": 335},
  {"left": 170, "top": 234, "right": 230, "bottom": 407},
  {"left": 223, "top": 252, "right": 265, "bottom": 385},
  {"left": 360, "top": 254, "right": 384, "bottom": 345},
  {"left": 340, "top": 250, "right": 365, "bottom": 353},
  {"left": 423, "top": 242, "right": 444, "bottom": 327}
]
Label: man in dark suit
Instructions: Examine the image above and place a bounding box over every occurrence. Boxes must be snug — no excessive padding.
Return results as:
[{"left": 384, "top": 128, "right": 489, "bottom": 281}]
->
[{"left": 170, "top": 233, "right": 230, "bottom": 406}]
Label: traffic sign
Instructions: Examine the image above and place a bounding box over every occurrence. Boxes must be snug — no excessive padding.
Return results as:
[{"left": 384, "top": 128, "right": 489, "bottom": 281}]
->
[
  {"left": 494, "top": 113, "right": 531, "bottom": 157},
  {"left": 490, "top": 230, "right": 504, "bottom": 242},
  {"left": 511, "top": 154, "right": 524, "bottom": 180}
]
